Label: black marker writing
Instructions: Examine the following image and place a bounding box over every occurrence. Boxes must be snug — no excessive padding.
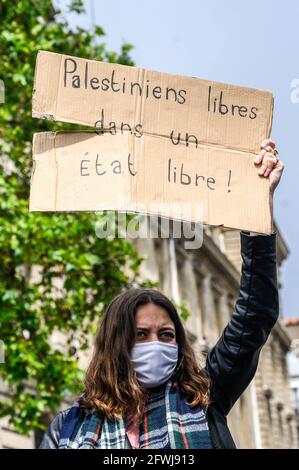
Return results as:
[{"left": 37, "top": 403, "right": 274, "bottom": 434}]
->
[
  {"left": 80, "top": 153, "right": 137, "bottom": 177},
  {"left": 63, "top": 58, "right": 187, "bottom": 105},
  {"left": 207, "top": 86, "right": 258, "bottom": 119}
]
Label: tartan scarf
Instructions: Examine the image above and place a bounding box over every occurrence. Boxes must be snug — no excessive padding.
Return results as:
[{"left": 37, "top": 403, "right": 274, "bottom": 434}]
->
[{"left": 58, "top": 381, "right": 212, "bottom": 449}]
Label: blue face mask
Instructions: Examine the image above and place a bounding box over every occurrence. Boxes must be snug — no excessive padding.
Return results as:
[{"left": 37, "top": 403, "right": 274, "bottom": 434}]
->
[{"left": 130, "top": 341, "right": 179, "bottom": 389}]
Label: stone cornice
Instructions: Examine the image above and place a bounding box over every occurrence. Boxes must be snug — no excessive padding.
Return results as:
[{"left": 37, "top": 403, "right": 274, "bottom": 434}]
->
[{"left": 273, "top": 320, "right": 292, "bottom": 349}]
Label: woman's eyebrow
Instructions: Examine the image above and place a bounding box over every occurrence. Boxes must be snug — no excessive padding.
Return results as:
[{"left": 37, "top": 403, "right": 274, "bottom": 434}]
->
[
  {"left": 136, "top": 325, "right": 175, "bottom": 331},
  {"left": 159, "top": 326, "right": 175, "bottom": 331}
]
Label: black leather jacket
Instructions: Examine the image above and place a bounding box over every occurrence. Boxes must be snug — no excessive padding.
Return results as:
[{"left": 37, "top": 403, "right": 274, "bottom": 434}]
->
[{"left": 40, "top": 231, "right": 278, "bottom": 449}]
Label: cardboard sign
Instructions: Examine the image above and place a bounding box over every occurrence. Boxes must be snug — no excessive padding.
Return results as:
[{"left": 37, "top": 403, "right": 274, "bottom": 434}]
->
[
  {"left": 31, "top": 51, "right": 275, "bottom": 233},
  {"left": 30, "top": 131, "right": 273, "bottom": 233}
]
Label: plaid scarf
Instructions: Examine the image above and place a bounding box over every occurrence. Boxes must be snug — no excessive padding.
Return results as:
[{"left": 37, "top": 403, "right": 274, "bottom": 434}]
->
[{"left": 58, "top": 381, "right": 212, "bottom": 449}]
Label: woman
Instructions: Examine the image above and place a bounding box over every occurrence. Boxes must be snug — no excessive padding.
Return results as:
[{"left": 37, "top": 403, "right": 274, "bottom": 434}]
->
[{"left": 40, "top": 139, "right": 284, "bottom": 449}]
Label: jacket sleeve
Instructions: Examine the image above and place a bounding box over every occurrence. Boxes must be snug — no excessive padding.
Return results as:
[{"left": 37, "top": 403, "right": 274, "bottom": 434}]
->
[
  {"left": 205, "top": 230, "right": 279, "bottom": 416},
  {"left": 39, "top": 410, "right": 69, "bottom": 449}
]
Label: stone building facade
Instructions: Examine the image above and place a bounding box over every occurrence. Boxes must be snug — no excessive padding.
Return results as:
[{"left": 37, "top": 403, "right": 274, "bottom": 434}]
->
[
  {"left": 132, "top": 223, "right": 298, "bottom": 449},
  {"left": 0, "top": 223, "right": 298, "bottom": 448},
  {"left": 285, "top": 319, "right": 299, "bottom": 444}
]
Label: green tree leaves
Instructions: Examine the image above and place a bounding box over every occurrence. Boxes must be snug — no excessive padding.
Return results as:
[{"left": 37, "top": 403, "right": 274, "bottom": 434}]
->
[{"left": 0, "top": 0, "right": 146, "bottom": 435}]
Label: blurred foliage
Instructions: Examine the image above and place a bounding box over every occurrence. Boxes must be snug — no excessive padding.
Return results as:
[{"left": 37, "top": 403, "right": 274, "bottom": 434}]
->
[
  {"left": 174, "top": 299, "right": 192, "bottom": 322},
  {"left": 0, "top": 0, "right": 149, "bottom": 435}
]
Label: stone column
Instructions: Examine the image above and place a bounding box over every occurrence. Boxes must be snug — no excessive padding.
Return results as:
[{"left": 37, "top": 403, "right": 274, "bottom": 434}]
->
[
  {"left": 160, "top": 238, "right": 172, "bottom": 298},
  {"left": 180, "top": 254, "right": 204, "bottom": 362},
  {"left": 201, "top": 274, "right": 218, "bottom": 347},
  {"left": 218, "top": 291, "right": 232, "bottom": 332},
  {"left": 134, "top": 237, "right": 160, "bottom": 284},
  {"left": 168, "top": 238, "right": 180, "bottom": 305},
  {"left": 256, "top": 344, "right": 273, "bottom": 449}
]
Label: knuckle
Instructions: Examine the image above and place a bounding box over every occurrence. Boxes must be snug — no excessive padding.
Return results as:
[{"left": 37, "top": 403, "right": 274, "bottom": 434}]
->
[{"left": 261, "top": 138, "right": 275, "bottom": 148}]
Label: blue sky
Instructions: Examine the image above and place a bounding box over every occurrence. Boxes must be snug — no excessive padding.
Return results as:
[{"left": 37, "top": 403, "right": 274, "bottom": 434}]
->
[{"left": 57, "top": 0, "right": 299, "bottom": 319}]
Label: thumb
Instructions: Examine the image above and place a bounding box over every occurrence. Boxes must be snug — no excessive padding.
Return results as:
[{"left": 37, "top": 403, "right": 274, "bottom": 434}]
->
[{"left": 269, "top": 160, "right": 285, "bottom": 192}]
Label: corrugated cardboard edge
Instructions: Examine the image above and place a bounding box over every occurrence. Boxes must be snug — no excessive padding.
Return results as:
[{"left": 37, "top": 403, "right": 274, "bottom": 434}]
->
[
  {"left": 29, "top": 131, "right": 274, "bottom": 234},
  {"left": 266, "top": 94, "right": 275, "bottom": 233},
  {"left": 32, "top": 51, "right": 274, "bottom": 154},
  {"left": 32, "top": 51, "right": 60, "bottom": 120},
  {"left": 31, "top": 51, "right": 274, "bottom": 233},
  {"left": 29, "top": 132, "right": 58, "bottom": 211}
]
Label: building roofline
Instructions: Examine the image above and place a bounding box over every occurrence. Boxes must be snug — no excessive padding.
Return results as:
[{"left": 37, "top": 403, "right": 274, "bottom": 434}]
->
[
  {"left": 274, "top": 221, "right": 290, "bottom": 262},
  {"left": 274, "top": 320, "right": 292, "bottom": 349}
]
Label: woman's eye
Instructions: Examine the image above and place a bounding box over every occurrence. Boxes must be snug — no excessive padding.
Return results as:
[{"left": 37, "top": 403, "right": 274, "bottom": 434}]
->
[
  {"left": 136, "top": 331, "right": 146, "bottom": 337},
  {"left": 161, "top": 332, "right": 175, "bottom": 338}
]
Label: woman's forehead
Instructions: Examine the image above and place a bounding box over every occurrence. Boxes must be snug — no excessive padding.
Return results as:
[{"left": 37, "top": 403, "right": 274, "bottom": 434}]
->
[{"left": 135, "top": 304, "right": 174, "bottom": 325}]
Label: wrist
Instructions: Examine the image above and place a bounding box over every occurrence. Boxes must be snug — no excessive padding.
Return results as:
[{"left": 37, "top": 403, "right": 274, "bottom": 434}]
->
[
  {"left": 249, "top": 231, "right": 267, "bottom": 236},
  {"left": 269, "top": 191, "right": 274, "bottom": 232}
]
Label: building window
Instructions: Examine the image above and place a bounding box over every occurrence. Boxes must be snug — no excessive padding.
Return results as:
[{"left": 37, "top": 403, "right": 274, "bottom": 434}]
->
[
  {"left": 213, "top": 295, "right": 222, "bottom": 337},
  {"left": 266, "top": 397, "right": 272, "bottom": 425},
  {"left": 218, "top": 233, "right": 226, "bottom": 254},
  {"left": 153, "top": 238, "right": 164, "bottom": 288},
  {"left": 292, "top": 387, "right": 299, "bottom": 414},
  {"left": 286, "top": 414, "right": 294, "bottom": 446},
  {"left": 276, "top": 402, "right": 284, "bottom": 435},
  {"left": 263, "top": 386, "right": 273, "bottom": 425}
]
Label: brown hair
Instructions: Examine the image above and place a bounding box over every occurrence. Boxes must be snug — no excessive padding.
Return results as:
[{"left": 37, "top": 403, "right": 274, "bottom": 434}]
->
[{"left": 79, "top": 288, "right": 210, "bottom": 422}]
